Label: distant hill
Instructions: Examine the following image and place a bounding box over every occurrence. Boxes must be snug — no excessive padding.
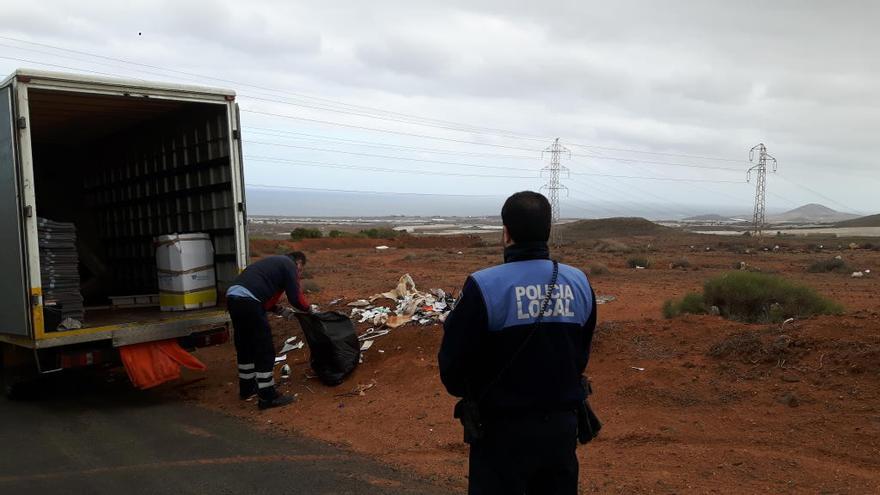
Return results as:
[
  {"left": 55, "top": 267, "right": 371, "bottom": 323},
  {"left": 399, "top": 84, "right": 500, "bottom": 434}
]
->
[
  {"left": 682, "top": 214, "right": 735, "bottom": 222},
  {"left": 767, "top": 203, "right": 859, "bottom": 223},
  {"left": 558, "top": 217, "right": 677, "bottom": 239},
  {"left": 835, "top": 213, "right": 880, "bottom": 228}
]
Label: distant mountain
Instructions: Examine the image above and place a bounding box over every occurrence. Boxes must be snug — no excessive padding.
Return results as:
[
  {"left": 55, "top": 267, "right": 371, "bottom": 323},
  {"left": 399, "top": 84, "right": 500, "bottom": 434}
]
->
[
  {"left": 767, "top": 204, "right": 860, "bottom": 223},
  {"left": 836, "top": 213, "right": 880, "bottom": 228},
  {"left": 682, "top": 214, "right": 736, "bottom": 222}
]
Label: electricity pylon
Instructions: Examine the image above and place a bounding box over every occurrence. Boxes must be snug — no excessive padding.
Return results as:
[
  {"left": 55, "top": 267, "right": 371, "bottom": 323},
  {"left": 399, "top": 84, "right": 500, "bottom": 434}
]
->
[
  {"left": 747, "top": 143, "right": 777, "bottom": 238},
  {"left": 541, "top": 138, "right": 571, "bottom": 246}
]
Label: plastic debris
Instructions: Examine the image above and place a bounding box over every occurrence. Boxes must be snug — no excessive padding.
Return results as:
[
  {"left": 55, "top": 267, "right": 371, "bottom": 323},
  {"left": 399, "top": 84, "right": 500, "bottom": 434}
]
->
[
  {"left": 347, "top": 299, "right": 371, "bottom": 307},
  {"left": 375, "top": 245, "right": 390, "bottom": 251},
  {"left": 329, "top": 297, "right": 344, "bottom": 305},
  {"left": 358, "top": 328, "right": 390, "bottom": 341},
  {"left": 852, "top": 271, "right": 865, "bottom": 278},
  {"left": 280, "top": 364, "right": 291, "bottom": 379},
  {"left": 58, "top": 317, "right": 83, "bottom": 330},
  {"left": 596, "top": 295, "right": 616, "bottom": 305},
  {"left": 360, "top": 340, "right": 374, "bottom": 351},
  {"left": 630, "top": 366, "right": 646, "bottom": 372}
]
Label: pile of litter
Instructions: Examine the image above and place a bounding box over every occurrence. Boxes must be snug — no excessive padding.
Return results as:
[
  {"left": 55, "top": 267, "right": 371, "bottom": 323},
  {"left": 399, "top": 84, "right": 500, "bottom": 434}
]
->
[{"left": 348, "top": 274, "right": 455, "bottom": 329}]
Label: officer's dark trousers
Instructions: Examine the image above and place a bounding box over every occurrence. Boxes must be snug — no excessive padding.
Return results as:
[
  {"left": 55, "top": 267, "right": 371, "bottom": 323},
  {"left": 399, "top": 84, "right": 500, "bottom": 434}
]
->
[
  {"left": 227, "top": 296, "right": 278, "bottom": 400},
  {"left": 469, "top": 411, "right": 579, "bottom": 495}
]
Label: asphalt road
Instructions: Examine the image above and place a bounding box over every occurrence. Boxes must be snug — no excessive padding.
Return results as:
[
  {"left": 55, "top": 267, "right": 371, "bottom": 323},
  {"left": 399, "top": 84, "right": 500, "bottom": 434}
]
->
[{"left": 0, "top": 373, "right": 451, "bottom": 495}]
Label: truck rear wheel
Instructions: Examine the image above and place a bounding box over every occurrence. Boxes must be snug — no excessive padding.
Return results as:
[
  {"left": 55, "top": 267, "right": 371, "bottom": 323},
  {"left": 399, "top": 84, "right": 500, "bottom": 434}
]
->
[{"left": 0, "top": 345, "right": 39, "bottom": 400}]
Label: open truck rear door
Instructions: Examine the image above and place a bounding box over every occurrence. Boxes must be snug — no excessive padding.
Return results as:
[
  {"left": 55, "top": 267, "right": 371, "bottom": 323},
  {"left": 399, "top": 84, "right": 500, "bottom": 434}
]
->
[{"left": 0, "top": 84, "right": 30, "bottom": 338}]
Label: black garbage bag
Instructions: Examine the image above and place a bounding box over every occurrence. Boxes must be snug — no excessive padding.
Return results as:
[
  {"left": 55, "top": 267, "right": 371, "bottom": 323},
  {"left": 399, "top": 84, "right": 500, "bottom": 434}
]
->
[{"left": 294, "top": 311, "right": 360, "bottom": 386}]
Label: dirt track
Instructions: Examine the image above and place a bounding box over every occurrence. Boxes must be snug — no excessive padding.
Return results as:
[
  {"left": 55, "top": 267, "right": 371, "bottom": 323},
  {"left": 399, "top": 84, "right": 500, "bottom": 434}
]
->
[{"left": 181, "top": 234, "right": 880, "bottom": 493}]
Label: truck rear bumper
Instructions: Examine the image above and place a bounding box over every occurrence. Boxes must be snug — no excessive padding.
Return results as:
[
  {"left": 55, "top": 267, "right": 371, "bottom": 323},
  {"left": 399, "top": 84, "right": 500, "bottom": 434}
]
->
[
  {"left": 33, "top": 311, "right": 230, "bottom": 349},
  {"left": 55, "top": 326, "right": 229, "bottom": 371}
]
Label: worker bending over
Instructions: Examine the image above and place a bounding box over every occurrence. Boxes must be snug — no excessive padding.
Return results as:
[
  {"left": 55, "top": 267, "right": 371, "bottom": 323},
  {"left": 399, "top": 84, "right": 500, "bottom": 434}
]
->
[{"left": 226, "top": 252, "right": 310, "bottom": 410}]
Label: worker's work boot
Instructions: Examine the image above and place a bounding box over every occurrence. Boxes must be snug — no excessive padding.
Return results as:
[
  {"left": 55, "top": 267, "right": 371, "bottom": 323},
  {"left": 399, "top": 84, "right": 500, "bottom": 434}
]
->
[
  {"left": 258, "top": 394, "right": 296, "bottom": 410},
  {"left": 239, "top": 381, "right": 258, "bottom": 401}
]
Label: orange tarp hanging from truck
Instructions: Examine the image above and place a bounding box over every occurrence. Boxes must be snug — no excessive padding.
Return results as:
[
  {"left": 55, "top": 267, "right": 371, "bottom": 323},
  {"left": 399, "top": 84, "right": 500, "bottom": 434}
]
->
[{"left": 119, "top": 340, "right": 207, "bottom": 390}]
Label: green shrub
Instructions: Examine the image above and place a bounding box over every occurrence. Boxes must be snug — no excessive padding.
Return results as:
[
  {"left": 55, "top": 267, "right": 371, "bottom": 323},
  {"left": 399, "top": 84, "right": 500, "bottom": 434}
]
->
[
  {"left": 290, "top": 228, "right": 323, "bottom": 241},
  {"left": 807, "top": 258, "right": 849, "bottom": 273},
  {"left": 662, "top": 293, "right": 707, "bottom": 318},
  {"left": 703, "top": 271, "right": 842, "bottom": 323},
  {"left": 359, "top": 228, "right": 401, "bottom": 239},
  {"left": 627, "top": 257, "right": 651, "bottom": 269},
  {"left": 590, "top": 264, "right": 610, "bottom": 276}
]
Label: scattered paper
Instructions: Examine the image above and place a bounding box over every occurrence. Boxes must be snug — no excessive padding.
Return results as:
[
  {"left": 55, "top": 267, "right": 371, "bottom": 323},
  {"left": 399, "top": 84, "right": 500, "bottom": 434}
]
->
[
  {"left": 375, "top": 245, "right": 390, "bottom": 250},
  {"left": 596, "top": 295, "right": 616, "bottom": 305},
  {"left": 280, "top": 340, "right": 305, "bottom": 354},
  {"left": 360, "top": 340, "right": 374, "bottom": 351}
]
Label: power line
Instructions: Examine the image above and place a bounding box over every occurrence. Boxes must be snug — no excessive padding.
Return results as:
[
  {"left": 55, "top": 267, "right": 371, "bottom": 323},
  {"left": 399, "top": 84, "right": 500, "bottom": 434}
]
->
[
  {"left": 0, "top": 37, "right": 755, "bottom": 165},
  {"left": 246, "top": 127, "right": 541, "bottom": 160},
  {"left": 245, "top": 183, "right": 502, "bottom": 198},
  {"left": 571, "top": 153, "right": 742, "bottom": 172},
  {"left": 568, "top": 142, "right": 746, "bottom": 163},
  {"left": 242, "top": 109, "right": 541, "bottom": 152},
  {"left": 570, "top": 169, "right": 742, "bottom": 184},
  {"left": 775, "top": 173, "right": 864, "bottom": 214},
  {"left": 244, "top": 140, "right": 538, "bottom": 171},
  {"left": 245, "top": 155, "right": 540, "bottom": 180},
  {"left": 0, "top": 36, "right": 552, "bottom": 141}
]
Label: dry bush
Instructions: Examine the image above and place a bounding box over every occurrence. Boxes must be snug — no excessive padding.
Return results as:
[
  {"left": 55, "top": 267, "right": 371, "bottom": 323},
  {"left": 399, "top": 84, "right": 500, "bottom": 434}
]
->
[
  {"left": 807, "top": 258, "right": 850, "bottom": 273},
  {"left": 593, "top": 239, "right": 632, "bottom": 253},
  {"left": 670, "top": 258, "right": 691, "bottom": 270},
  {"left": 627, "top": 257, "right": 651, "bottom": 269}
]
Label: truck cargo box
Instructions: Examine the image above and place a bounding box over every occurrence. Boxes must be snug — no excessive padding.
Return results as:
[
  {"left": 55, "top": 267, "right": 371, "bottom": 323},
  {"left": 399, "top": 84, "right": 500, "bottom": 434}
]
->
[{"left": 0, "top": 69, "right": 248, "bottom": 364}]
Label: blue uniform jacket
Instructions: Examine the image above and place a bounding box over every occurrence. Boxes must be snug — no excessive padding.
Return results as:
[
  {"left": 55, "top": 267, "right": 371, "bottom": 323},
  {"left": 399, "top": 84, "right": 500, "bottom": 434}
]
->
[{"left": 439, "top": 243, "right": 596, "bottom": 416}]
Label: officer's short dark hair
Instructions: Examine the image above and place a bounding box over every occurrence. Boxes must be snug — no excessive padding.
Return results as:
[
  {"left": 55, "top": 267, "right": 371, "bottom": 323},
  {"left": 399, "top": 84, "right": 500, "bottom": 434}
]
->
[
  {"left": 501, "top": 191, "right": 552, "bottom": 243},
  {"left": 287, "top": 251, "right": 307, "bottom": 266}
]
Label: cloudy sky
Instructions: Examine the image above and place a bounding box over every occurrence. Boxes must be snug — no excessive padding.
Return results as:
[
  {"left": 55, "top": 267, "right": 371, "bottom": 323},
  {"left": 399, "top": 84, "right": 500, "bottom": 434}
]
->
[{"left": 1, "top": 1, "right": 877, "bottom": 218}]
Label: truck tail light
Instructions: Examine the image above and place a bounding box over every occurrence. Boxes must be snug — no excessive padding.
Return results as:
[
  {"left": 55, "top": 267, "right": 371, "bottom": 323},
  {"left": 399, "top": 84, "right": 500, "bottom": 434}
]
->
[{"left": 59, "top": 349, "right": 117, "bottom": 369}]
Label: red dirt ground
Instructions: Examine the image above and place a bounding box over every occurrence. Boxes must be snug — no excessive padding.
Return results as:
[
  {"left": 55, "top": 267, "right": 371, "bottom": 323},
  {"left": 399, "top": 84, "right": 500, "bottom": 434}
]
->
[{"left": 175, "top": 234, "right": 880, "bottom": 493}]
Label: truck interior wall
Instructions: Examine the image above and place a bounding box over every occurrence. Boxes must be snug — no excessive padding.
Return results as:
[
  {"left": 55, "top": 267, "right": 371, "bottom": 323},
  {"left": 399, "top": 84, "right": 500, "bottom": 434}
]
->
[{"left": 28, "top": 89, "right": 238, "bottom": 309}]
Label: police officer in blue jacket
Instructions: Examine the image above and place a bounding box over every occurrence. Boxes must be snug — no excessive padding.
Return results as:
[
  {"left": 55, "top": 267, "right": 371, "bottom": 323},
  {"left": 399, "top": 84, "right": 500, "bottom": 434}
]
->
[{"left": 439, "top": 191, "right": 597, "bottom": 494}]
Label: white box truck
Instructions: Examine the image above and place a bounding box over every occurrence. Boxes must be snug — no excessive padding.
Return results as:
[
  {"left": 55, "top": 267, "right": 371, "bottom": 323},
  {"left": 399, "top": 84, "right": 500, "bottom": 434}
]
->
[{"left": 0, "top": 69, "right": 249, "bottom": 395}]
